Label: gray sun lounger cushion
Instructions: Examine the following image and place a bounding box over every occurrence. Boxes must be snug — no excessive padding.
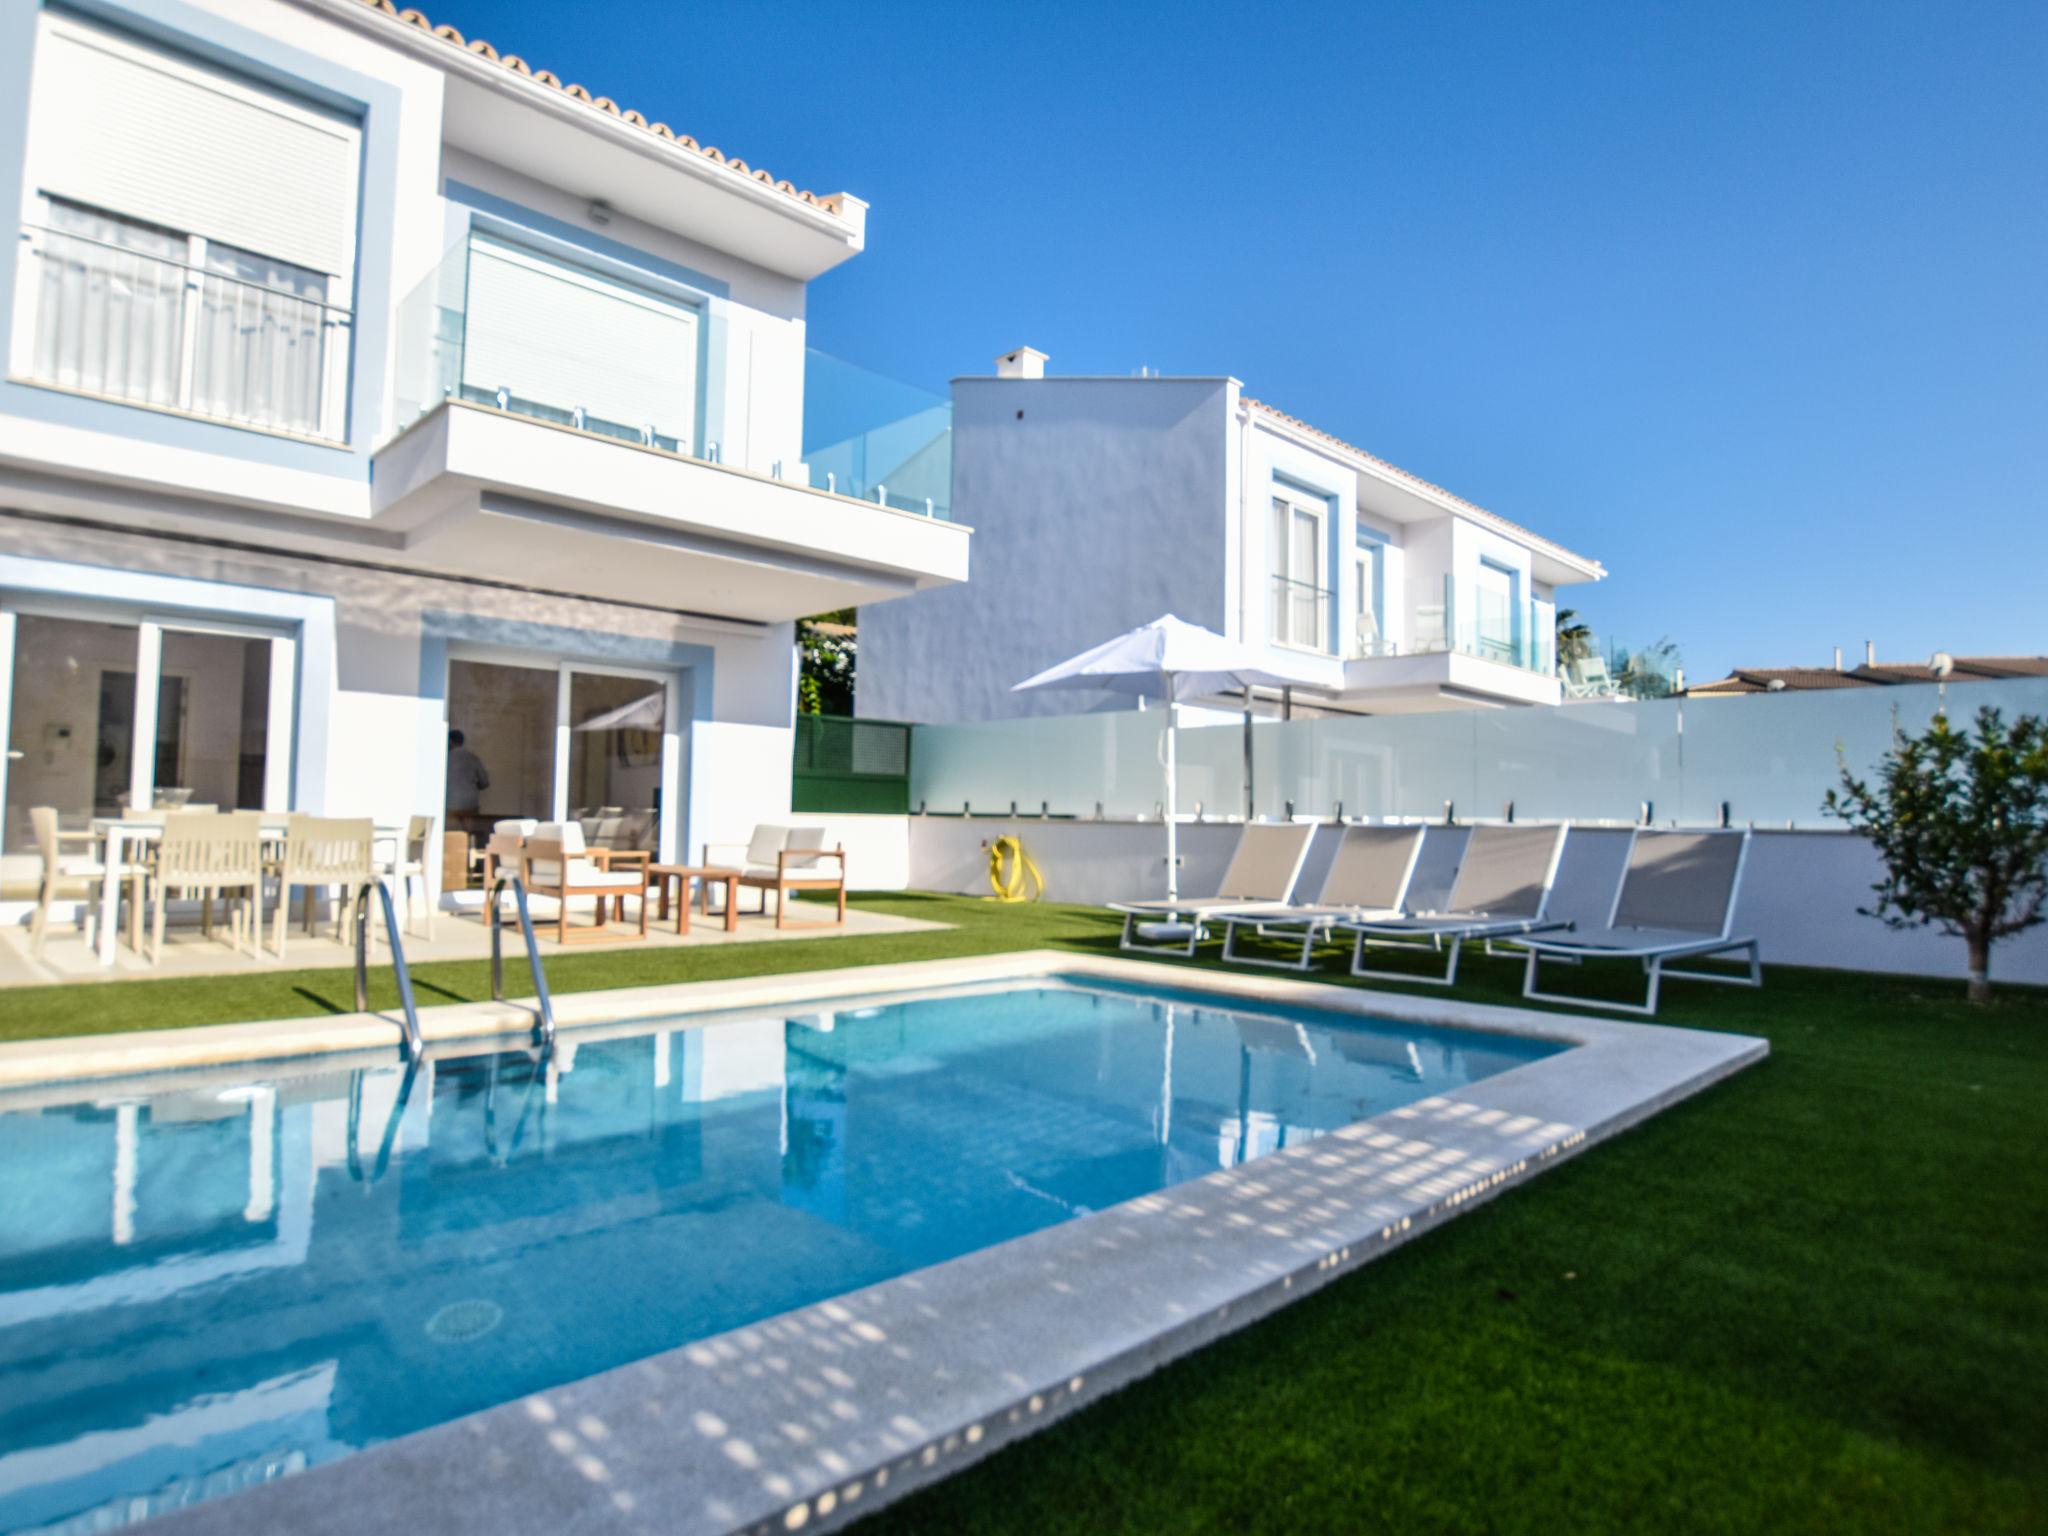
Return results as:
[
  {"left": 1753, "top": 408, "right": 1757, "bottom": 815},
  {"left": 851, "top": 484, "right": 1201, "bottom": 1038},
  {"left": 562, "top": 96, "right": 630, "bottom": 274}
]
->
[
  {"left": 1436, "top": 824, "right": 1564, "bottom": 920},
  {"left": 1332, "top": 824, "right": 1569, "bottom": 986},
  {"left": 1344, "top": 824, "right": 1566, "bottom": 933},
  {"left": 1216, "top": 825, "right": 1425, "bottom": 970},
  {"left": 1608, "top": 829, "right": 1747, "bottom": 934},
  {"left": 1112, "top": 821, "right": 1316, "bottom": 954},
  {"left": 1113, "top": 821, "right": 1316, "bottom": 914},
  {"left": 1519, "top": 829, "right": 1761, "bottom": 1016}
]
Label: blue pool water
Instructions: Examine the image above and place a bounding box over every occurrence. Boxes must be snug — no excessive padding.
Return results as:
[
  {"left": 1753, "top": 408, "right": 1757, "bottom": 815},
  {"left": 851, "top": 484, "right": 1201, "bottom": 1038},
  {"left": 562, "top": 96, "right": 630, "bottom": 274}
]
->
[{"left": 0, "top": 978, "right": 1560, "bottom": 1532}]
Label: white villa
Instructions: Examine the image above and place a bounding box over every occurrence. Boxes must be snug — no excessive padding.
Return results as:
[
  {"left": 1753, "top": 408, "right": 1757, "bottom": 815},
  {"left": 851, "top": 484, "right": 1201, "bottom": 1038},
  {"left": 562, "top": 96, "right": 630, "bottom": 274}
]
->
[
  {"left": 0, "top": 0, "right": 967, "bottom": 893},
  {"left": 859, "top": 350, "right": 1604, "bottom": 723}
]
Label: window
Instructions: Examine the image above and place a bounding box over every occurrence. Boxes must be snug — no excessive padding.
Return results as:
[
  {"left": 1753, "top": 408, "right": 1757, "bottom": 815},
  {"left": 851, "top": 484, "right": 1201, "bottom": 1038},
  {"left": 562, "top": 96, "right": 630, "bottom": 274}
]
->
[
  {"left": 1474, "top": 559, "right": 1520, "bottom": 663},
  {"left": 460, "top": 235, "right": 702, "bottom": 452},
  {"left": 17, "top": 13, "right": 359, "bottom": 438},
  {"left": 3, "top": 610, "right": 293, "bottom": 854},
  {"left": 30, "top": 200, "right": 339, "bottom": 438},
  {"left": 1353, "top": 531, "right": 1386, "bottom": 657},
  {"left": 444, "top": 656, "right": 678, "bottom": 861},
  {"left": 1267, "top": 489, "right": 1328, "bottom": 650}
]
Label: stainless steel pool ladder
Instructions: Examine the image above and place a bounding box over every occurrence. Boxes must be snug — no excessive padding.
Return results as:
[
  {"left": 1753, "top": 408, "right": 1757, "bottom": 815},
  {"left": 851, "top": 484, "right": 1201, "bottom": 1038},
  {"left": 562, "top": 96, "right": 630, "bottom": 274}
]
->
[
  {"left": 352, "top": 878, "right": 423, "bottom": 1061},
  {"left": 487, "top": 874, "right": 557, "bottom": 1052}
]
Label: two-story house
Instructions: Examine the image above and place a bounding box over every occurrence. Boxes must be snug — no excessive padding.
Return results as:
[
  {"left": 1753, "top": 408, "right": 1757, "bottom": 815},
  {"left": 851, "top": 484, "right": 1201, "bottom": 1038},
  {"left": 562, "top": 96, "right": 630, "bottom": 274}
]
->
[
  {"left": 858, "top": 351, "right": 1600, "bottom": 723},
  {"left": 0, "top": 0, "right": 968, "bottom": 890}
]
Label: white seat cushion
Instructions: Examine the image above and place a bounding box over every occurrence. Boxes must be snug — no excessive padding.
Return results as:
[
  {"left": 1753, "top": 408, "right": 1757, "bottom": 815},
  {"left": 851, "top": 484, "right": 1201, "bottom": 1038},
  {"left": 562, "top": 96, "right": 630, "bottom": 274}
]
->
[
  {"left": 745, "top": 825, "right": 788, "bottom": 867},
  {"left": 493, "top": 818, "right": 539, "bottom": 836},
  {"left": 530, "top": 857, "right": 640, "bottom": 889},
  {"left": 534, "top": 821, "right": 588, "bottom": 856}
]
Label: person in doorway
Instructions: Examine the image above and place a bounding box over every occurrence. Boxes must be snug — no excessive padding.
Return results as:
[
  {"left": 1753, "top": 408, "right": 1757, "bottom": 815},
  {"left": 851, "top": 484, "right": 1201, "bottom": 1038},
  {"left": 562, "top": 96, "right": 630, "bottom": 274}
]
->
[{"left": 446, "top": 729, "right": 491, "bottom": 835}]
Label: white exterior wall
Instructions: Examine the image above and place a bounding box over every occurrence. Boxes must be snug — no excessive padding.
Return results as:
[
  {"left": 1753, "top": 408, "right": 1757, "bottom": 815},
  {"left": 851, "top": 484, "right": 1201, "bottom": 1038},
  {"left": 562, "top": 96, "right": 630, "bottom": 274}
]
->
[{"left": 858, "top": 377, "right": 1235, "bottom": 723}]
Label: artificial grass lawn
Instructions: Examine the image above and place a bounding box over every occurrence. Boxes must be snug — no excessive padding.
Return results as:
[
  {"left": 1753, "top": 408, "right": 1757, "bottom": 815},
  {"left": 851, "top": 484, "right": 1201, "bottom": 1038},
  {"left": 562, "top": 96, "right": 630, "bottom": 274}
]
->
[{"left": 2, "top": 893, "right": 2043, "bottom": 1533}]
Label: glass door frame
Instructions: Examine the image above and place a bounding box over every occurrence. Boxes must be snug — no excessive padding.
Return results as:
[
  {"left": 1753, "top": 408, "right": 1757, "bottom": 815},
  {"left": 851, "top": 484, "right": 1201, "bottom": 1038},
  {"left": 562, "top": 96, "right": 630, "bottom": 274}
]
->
[
  {"left": 0, "top": 597, "right": 296, "bottom": 840},
  {"left": 444, "top": 645, "right": 683, "bottom": 864}
]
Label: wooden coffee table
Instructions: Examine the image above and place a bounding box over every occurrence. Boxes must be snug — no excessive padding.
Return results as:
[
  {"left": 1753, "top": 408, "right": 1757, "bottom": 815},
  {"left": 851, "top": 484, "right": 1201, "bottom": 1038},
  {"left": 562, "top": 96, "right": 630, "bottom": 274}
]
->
[{"left": 646, "top": 864, "right": 740, "bottom": 934}]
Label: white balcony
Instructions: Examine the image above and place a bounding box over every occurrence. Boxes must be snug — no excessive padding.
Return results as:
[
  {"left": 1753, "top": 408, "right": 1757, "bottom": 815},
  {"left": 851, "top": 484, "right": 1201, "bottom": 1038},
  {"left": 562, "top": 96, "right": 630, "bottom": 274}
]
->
[
  {"left": 370, "top": 399, "right": 968, "bottom": 622},
  {"left": 1338, "top": 647, "right": 1563, "bottom": 712}
]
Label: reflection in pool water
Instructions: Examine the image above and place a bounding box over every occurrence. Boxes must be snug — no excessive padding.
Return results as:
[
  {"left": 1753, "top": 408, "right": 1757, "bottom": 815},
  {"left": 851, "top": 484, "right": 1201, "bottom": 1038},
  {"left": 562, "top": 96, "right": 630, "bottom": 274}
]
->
[{"left": 0, "top": 978, "right": 1560, "bottom": 1532}]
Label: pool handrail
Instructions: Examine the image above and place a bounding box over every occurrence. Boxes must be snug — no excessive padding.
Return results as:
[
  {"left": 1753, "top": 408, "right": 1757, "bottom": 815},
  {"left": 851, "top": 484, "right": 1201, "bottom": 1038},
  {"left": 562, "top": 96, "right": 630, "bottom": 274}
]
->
[
  {"left": 352, "top": 877, "right": 423, "bottom": 1061},
  {"left": 488, "top": 872, "right": 557, "bottom": 1053}
]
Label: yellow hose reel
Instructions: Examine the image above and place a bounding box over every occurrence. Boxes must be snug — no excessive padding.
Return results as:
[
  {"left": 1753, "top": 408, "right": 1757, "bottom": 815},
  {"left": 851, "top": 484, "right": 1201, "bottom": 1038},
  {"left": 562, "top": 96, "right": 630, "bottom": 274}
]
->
[{"left": 985, "top": 835, "right": 1045, "bottom": 903}]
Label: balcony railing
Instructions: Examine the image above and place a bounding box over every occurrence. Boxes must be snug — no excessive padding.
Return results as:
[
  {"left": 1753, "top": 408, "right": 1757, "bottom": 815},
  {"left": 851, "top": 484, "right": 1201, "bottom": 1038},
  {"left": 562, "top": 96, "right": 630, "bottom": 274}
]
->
[
  {"left": 1269, "top": 575, "right": 1332, "bottom": 651},
  {"left": 802, "top": 349, "right": 952, "bottom": 519},
  {"left": 19, "top": 222, "right": 352, "bottom": 441},
  {"left": 390, "top": 235, "right": 952, "bottom": 519},
  {"left": 1376, "top": 575, "right": 1558, "bottom": 678}
]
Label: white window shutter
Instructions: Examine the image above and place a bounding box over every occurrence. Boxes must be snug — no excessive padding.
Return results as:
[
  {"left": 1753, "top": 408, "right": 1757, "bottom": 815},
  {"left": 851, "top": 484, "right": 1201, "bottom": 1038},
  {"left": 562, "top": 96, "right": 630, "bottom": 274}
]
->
[
  {"left": 461, "top": 236, "right": 701, "bottom": 447},
  {"left": 28, "top": 14, "right": 362, "bottom": 289}
]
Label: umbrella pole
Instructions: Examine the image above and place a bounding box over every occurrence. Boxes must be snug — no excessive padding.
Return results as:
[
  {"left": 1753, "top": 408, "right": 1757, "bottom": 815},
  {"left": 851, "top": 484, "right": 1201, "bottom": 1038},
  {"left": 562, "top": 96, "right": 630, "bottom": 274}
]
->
[{"left": 1164, "top": 696, "right": 1179, "bottom": 903}]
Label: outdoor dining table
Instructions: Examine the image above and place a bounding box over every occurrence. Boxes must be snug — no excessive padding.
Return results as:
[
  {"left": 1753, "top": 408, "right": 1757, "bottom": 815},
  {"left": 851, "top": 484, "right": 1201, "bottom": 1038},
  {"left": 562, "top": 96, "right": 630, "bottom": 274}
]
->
[{"left": 88, "top": 816, "right": 408, "bottom": 967}]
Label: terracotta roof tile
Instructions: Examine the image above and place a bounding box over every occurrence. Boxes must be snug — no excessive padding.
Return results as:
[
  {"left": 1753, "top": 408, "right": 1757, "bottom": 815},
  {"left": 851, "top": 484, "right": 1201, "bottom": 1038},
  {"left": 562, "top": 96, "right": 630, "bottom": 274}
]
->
[
  {"left": 1687, "top": 656, "right": 2048, "bottom": 695},
  {"left": 353, "top": 0, "right": 847, "bottom": 217},
  {"left": 1242, "top": 397, "right": 1602, "bottom": 574}
]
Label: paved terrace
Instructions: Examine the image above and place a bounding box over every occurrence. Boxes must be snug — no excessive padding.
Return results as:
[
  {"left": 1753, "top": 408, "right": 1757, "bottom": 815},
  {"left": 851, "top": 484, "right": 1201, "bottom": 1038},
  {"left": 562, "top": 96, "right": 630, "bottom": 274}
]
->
[{"left": 0, "top": 899, "right": 945, "bottom": 990}]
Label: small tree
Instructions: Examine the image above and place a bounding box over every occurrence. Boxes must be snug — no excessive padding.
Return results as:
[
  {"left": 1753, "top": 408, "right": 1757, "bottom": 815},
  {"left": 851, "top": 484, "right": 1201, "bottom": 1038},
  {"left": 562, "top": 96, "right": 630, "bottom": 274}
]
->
[{"left": 1824, "top": 706, "right": 2048, "bottom": 1004}]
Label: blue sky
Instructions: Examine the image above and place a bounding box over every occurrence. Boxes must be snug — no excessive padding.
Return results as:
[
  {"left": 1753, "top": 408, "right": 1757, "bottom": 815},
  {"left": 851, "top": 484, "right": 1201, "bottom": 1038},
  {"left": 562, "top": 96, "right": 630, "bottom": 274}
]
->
[{"left": 428, "top": 0, "right": 2046, "bottom": 682}]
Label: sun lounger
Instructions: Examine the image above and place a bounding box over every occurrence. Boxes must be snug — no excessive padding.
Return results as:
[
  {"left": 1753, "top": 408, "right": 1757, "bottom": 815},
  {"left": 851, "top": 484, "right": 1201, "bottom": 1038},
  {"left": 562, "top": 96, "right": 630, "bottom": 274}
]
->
[
  {"left": 1219, "top": 824, "right": 1426, "bottom": 971},
  {"left": 1111, "top": 820, "right": 1316, "bottom": 956},
  {"left": 1334, "top": 824, "right": 1570, "bottom": 985},
  {"left": 1519, "top": 828, "right": 1759, "bottom": 1016}
]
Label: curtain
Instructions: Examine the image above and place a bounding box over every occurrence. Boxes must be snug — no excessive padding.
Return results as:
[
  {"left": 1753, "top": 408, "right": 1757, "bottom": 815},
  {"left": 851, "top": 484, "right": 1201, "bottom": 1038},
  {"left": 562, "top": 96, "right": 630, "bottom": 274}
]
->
[
  {"left": 191, "top": 241, "right": 328, "bottom": 436},
  {"left": 36, "top": 201, "right": 186, "bottom": 408}
]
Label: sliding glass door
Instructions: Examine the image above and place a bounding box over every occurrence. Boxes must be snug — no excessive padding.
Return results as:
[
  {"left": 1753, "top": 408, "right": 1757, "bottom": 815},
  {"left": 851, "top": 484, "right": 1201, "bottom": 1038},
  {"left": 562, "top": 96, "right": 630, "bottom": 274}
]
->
[
  {"left": 444, "top": 654, "right": 678, "bottom": 859},
  {"left": 1, "top": 607, "right": 295, "bottom": 854}
]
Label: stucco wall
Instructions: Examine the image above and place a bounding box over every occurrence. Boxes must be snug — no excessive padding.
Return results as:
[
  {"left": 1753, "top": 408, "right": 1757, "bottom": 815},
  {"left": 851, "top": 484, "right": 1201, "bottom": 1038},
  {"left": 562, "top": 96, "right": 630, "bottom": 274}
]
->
[{"left": 857, "top": 376, "right": 1231, "bottom": 724}]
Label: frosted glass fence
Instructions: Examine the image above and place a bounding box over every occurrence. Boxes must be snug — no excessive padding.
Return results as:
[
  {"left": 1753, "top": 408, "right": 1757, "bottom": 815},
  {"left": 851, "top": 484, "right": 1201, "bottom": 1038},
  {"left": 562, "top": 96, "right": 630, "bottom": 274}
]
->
[{"left": 909, "top": 676, "right": 2048, "bottom": 828}]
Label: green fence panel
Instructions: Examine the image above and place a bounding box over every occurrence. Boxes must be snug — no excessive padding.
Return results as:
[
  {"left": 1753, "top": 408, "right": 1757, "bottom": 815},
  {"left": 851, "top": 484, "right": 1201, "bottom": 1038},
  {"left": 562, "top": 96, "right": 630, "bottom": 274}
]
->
[{"left": 793, "top": 714, "right": 913, "bottom": 814}]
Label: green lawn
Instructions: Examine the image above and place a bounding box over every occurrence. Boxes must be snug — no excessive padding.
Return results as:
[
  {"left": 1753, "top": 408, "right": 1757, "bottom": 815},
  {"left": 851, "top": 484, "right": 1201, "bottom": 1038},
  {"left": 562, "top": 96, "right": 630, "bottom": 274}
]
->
[{"left": 4, "top": 893, "right": 2043, "bottom": 1534}]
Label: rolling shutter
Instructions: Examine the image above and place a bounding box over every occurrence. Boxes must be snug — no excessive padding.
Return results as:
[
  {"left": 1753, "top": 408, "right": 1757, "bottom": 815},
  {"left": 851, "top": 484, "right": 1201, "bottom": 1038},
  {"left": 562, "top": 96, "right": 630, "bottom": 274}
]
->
[
  {"left": 28, "top": 13, "right": 361, "bottom": 286},
  {"left": 461, "top": 235, "right": 701, "bottom": 447}
]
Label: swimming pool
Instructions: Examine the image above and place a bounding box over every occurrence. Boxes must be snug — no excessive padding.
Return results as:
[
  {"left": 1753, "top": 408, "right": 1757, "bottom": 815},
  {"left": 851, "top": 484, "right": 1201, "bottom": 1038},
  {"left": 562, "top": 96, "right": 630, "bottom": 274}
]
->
[{"left": 0, "top": 975, "right": 1562, "bottom": 1534}]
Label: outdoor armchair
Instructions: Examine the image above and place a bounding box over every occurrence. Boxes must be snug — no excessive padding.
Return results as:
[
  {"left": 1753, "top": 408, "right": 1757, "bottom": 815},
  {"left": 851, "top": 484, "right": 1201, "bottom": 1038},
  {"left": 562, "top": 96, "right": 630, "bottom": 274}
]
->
[
  {"left": 517, "top": 820, "right": 648, "bottom": 944},
  {"left": 707, "top": 825, "right": 848, "bottom": 928}
]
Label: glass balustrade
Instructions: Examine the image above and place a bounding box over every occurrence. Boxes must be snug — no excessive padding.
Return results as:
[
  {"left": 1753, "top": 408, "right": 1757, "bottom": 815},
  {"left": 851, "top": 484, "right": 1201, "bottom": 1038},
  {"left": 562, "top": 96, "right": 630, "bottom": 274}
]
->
[
  {"left": 389, "top": 236, "right": 952, "bottom": 519},
  {"left": 1371, "top": 575, "right": 1557, "bottom": 677},
  {"left": 802, "top": 349, "right": 952, "bottom": 518},
  {"left": 20, "top": 219, "right": 351, "bottom": 441}
]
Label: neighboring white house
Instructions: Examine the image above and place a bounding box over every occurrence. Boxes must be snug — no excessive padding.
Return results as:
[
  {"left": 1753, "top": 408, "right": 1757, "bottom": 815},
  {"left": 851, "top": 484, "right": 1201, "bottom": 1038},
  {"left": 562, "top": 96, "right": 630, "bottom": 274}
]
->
[
  {"left": 858, "top": 351, "right": 1602, "bottom": 724},
  {"left": 0, "top": 0, "right": 968, "bottom": 892}
]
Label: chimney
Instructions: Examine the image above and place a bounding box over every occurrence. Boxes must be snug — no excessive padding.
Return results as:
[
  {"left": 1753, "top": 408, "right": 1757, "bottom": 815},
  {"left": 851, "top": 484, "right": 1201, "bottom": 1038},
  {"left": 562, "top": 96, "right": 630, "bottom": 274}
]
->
[
  {"left": 1833, "top": 645, "right": 1843, "bottom": 671},
  {"left": 1865, "top": 639, "right": 1876, "bottom": 666},
  {"left": 995, "top": 346, "right": 1048, "bottom": 381}
]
